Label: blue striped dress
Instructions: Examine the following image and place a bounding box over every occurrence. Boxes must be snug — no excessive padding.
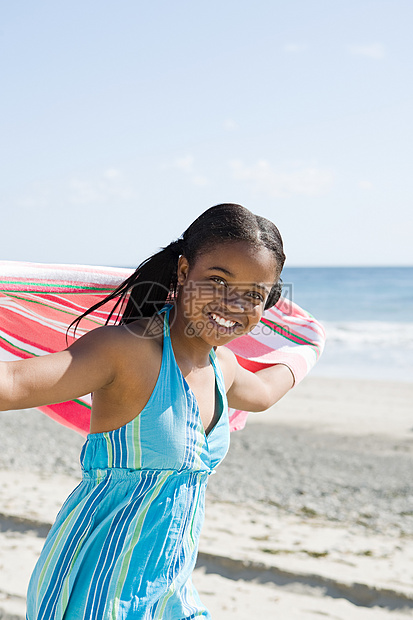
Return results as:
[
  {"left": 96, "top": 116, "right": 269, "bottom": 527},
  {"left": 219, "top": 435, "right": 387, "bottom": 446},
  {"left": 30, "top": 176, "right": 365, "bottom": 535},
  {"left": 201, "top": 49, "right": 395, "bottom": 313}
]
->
[{"left": 26, "top": 304, "right": 230, "bottom": 619}]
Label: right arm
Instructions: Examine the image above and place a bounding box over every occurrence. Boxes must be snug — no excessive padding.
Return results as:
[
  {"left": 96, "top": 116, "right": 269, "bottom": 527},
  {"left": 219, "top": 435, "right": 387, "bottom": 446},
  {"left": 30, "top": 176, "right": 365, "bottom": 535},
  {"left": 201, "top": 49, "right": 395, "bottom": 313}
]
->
[{"left": 0, "top": 326, "right": 121, "bottom": 411}]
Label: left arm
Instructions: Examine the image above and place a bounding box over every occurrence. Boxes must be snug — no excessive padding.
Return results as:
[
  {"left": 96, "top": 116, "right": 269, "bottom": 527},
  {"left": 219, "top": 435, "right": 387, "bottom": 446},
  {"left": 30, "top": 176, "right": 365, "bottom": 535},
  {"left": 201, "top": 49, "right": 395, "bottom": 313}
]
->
[{"left": 216, "top": 347, "right": 295, "bottom": 412}]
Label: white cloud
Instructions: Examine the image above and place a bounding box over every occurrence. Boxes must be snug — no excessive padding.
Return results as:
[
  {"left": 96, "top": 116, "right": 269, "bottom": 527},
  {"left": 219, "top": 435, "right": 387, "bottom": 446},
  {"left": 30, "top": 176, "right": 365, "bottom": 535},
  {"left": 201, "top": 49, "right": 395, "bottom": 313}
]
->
[
  {"left": 192, "top": 175, "right": 208, "bottom": 187},
  {"left": 165, "top": 155, "right": 208, "bottom": 186},
  {"left": 224, "top": 118, "right": 239, "bottom": 131},
  {"left": 16, "top": 183, "right": 51, "bottom": 209},
  {"left": 230, "top": 159, "right": 334, "bottom": 198},
  {"left": 16, "top": 169, "right": 136, "bottom": 209},
  {"left": 358, "top": 180, "right": 374, "bottom": 190},
  {"left": 348, "top": 44, "right": 385, "bottom": 59},
  {"left": 104, "top": 168, "right": 121, "bottom": 179},
  {"left": 284, "top": 43, "right": 307, "bottom": 53},
  {"left": 69, "top": 174, "right": 135, "bottom": 205},
  {"left": 170, "top": 155, "right": 194, "bottom": 173}
]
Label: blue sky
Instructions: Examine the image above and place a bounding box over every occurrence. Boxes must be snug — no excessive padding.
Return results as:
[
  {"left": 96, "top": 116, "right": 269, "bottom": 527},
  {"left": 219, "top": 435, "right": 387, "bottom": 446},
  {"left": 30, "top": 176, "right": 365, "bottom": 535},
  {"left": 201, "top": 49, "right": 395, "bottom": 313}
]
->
[{"left": 1, "top": 1, "right": 412, "bottom": 267}]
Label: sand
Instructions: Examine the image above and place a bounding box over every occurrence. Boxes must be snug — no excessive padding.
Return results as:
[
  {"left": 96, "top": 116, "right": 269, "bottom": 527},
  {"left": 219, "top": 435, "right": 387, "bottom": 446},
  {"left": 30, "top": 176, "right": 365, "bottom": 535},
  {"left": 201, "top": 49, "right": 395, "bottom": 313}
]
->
[{"left": 0, "top": 376, "right": 412, "bottom": 619}]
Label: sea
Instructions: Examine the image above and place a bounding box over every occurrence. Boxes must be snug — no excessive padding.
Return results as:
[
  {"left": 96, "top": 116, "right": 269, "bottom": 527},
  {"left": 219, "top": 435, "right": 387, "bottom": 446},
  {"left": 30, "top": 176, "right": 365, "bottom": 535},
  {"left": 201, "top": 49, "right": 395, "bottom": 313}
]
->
[{"left": 281, "top": 266, "right": 413, "bottom": 383}]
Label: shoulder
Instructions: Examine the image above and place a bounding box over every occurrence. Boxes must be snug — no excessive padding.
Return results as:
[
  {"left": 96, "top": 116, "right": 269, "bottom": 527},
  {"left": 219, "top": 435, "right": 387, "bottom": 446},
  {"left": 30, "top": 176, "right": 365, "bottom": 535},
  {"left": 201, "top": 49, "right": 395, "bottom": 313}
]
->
[
  {"left": 71, "top": 316, "right": 166, "bottom": 402},
  {"left": 69, "top": 315, "right": 164, "bottom": 364},
  {"left": 214, "top": 346, "right": 238, "bottom": 392}
]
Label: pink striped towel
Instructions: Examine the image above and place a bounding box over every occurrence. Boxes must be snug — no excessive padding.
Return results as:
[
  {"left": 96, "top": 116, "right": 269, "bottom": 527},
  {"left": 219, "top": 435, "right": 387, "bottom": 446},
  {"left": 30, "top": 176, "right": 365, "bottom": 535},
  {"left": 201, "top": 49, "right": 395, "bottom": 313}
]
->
[{"left": 0, "top": 260, "right": 325, "bottom": 434}]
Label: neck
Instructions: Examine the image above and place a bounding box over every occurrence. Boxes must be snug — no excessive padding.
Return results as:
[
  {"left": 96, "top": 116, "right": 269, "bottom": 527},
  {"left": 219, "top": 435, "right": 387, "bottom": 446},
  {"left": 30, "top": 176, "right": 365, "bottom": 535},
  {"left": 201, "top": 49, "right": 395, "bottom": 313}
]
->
[{"left": 167, "top": 304, "right": 213, "bottom": 372}]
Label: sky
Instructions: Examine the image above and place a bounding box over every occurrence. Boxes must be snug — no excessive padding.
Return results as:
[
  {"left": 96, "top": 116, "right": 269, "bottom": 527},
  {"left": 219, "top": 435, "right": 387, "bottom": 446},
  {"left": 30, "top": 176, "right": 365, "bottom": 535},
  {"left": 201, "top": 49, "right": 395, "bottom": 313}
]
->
[{"left": 1, "top": 0, "right": 412, "bottom": 268}]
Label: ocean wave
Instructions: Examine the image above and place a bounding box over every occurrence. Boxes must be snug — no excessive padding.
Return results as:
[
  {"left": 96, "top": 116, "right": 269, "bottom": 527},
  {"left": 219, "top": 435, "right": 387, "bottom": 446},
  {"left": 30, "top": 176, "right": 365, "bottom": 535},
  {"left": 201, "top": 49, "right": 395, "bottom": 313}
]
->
[{"left": 322, "top": 321, "right": 413, "bottom": 349}]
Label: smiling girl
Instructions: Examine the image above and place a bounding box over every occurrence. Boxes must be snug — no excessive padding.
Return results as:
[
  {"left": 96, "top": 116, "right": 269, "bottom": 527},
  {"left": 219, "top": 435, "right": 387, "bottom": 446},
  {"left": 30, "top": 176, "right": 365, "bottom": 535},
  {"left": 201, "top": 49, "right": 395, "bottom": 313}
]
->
[{"left": 1, "top": 203, "right": 296, "bottom": 619}]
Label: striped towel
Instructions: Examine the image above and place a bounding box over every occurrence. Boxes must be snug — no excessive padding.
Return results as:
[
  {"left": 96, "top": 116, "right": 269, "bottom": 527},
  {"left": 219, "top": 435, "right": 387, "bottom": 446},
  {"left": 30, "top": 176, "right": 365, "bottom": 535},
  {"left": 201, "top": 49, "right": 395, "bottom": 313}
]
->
[{"left": 0, "top": 260, "right": 325, "bottom": 434}]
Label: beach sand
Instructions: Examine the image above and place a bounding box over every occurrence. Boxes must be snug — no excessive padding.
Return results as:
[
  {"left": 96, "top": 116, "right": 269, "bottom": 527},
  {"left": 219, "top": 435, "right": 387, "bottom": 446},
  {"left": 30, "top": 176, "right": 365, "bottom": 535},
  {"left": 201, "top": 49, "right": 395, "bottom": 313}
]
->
[{"left": 1, "top": 376, "right": 412, "bottom": 619}]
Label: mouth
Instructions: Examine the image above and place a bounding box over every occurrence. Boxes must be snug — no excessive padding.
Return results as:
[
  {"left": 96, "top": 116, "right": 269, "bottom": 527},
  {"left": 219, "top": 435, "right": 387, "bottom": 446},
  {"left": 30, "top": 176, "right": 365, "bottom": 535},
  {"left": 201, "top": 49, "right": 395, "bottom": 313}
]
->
[{"left": 207, "top": 312, "right": 244, "bottom": 333}]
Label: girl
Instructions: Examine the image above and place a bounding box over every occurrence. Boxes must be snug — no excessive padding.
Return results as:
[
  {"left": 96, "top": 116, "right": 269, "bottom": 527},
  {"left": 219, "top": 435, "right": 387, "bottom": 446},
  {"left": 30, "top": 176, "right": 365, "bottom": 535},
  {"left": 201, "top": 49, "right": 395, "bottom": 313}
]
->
[{"left": 1, "top": 203, "right": 295, "bottom": 619}]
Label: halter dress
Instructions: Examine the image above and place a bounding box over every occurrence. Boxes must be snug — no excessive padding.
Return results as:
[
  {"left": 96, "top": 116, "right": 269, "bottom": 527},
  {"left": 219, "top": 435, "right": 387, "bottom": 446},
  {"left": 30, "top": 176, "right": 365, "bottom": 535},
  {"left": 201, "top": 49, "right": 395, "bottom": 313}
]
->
[{"left": 26, "top": 304, "right": 230, "bottom": 620}]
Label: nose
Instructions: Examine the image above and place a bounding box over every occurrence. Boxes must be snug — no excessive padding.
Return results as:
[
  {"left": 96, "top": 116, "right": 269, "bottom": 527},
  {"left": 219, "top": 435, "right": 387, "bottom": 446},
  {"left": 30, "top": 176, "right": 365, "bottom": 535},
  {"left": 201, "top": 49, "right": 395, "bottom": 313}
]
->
[
  {"left": 222, "top": 288, "right": 247, "bottom": 313},
  {"left": 226, "top": 300, "right": 246, "bottom": 312}
]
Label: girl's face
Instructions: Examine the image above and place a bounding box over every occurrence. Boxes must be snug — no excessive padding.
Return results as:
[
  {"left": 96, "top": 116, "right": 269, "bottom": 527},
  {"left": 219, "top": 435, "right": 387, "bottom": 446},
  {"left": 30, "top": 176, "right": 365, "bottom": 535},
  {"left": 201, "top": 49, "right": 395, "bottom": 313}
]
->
[{"left": 176, "top": 241, "right": 279, "bottom": 346}]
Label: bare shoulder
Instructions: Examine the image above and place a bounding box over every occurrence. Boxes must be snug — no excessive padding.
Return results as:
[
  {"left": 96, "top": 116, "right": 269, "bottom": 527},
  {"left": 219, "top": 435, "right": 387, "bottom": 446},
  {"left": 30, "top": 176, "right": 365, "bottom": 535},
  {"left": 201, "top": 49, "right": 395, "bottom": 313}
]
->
[
  {"left": 70, "top": 315, "right": 164, "bottom": 369},
  {"left": 115, "top": 315, "right": 164, "bottom": 357},
  {"left": 214, "top": 346, "right": 238, "bottom": 392}
]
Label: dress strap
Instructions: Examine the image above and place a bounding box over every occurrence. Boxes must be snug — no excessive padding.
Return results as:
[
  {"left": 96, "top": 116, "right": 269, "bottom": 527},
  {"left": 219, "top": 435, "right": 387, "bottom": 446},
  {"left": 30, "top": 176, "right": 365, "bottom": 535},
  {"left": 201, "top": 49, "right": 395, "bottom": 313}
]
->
[
  {"left": 157, "top": 303, "right": 228, "bottom": 430},
  {"left": 157, "top": 303, "right": 173, "bottom": 339}
]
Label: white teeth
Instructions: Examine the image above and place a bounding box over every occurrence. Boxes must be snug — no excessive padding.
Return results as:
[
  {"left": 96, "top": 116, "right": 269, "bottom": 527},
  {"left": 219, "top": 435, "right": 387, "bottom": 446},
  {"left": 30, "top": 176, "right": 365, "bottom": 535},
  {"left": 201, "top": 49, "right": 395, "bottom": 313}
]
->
[{"left": 210, "top": 313, "right": 236, "bottom": 328}]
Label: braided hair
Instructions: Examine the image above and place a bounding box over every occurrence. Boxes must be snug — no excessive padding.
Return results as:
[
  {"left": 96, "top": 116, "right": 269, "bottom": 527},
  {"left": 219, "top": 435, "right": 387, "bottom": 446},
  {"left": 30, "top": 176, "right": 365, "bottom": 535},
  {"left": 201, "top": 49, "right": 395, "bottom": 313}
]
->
[{"left": 68, "top": 204, "right": 285, "bottom": 335}]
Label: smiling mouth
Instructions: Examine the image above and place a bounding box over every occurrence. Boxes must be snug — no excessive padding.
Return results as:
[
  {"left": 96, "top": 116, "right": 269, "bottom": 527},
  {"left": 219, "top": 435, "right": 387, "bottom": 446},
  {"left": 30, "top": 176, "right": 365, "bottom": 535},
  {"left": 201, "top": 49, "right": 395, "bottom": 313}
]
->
[{"left": 208, "top": 312, "right": 243, "bottom": 330}]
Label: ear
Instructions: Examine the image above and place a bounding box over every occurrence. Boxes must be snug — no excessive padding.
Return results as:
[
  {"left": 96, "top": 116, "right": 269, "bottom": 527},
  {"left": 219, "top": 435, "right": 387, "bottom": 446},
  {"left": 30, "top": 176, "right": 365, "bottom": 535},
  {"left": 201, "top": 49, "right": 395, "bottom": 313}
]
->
[{"left": 177, "top": 255, "right": 190, "bottom": 285}]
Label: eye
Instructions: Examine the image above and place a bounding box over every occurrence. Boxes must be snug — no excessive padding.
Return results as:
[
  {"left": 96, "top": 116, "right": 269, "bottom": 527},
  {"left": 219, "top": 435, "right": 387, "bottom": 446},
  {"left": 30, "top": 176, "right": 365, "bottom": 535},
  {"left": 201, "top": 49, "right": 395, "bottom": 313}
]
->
[
  {"left": 210, "top": 276, "right": 227, "bottom": 287},
  {"left": 246, "top": 291, "right": 265, "bottom": 302}
]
